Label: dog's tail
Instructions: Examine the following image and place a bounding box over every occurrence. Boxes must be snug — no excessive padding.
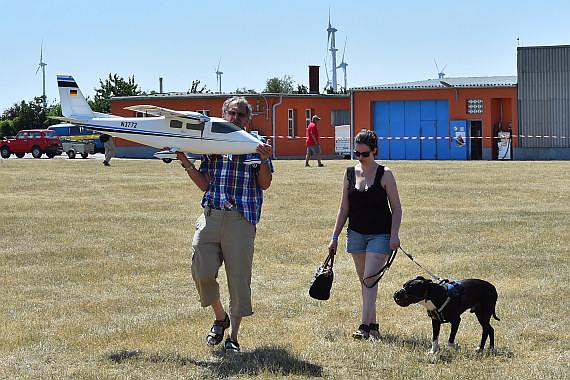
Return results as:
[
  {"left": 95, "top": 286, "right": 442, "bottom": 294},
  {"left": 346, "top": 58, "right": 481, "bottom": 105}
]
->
[{"left": 492, "top": 310, "right": 500, "bottom": 321}]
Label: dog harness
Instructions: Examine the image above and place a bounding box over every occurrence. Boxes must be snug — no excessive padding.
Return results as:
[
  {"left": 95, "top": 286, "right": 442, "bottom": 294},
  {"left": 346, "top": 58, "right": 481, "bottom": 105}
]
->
[{"left": 427, "top": 280, "right": 465, "bottom": 322}]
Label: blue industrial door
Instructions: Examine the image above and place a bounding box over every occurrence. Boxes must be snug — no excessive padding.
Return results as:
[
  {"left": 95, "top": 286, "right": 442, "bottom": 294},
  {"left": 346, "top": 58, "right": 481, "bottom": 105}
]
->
[
  {"left": 373, "top": 100, "right": 450, "bottom": 160},
  {"left": 389, "top": 101, "right": 406, "bottom": 160},
  {"left": 405, "top": 101, "right": 421, "bottom": 160},
  {"left": 450, "top": 120, "right": 468, "bottom": 160},
  {"left": 375, "top": 102, "right": 390, "bottom": 160},
  {"left": 436, "top": 101, "right": 450, "bottom": 160},
  {"left": 420, "top": 100, "right": 437, "bottom": 160}
]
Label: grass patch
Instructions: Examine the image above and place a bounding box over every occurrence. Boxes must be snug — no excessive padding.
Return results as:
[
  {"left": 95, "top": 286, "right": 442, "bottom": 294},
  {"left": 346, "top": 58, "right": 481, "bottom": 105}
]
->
[{"left": 0, "top": 158, "right": 568, "bottom": 379}]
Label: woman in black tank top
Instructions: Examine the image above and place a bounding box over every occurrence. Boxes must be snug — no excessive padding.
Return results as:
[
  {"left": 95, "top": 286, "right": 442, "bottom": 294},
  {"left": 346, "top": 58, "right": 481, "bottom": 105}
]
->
[{"left": 328, "top": 130, "right": 402, "bottom": 340}]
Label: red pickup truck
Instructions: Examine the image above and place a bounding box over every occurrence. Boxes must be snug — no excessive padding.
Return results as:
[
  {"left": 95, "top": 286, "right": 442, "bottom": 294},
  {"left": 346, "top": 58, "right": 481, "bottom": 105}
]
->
[{"left": 1, "top": 129, "right": 63, "bottom": 159}]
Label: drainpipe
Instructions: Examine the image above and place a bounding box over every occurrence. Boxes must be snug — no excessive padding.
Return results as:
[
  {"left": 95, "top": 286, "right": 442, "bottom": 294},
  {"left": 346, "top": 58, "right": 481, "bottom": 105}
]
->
[
  {"left": 350, "top": 90, "right": 354, "bottom": 160},
  {"left": 271, "top": 95, "right": 283, "bottom": 159}
]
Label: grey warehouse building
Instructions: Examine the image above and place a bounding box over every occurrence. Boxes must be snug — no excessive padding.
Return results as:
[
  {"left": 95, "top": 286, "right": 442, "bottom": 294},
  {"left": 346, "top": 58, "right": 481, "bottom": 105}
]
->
[{"left": 517, "top": 45, "right": 570, "bottom": 160}]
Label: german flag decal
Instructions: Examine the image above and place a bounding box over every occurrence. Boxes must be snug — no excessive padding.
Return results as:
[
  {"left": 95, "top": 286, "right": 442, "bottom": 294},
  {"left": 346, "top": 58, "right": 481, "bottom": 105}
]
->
[{"left": 70, "top": 90, "right": 78, "bottom": 96}]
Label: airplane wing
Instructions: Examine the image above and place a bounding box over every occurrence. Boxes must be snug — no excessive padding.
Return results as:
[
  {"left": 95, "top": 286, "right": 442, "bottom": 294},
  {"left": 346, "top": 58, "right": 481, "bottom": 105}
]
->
[
  {"left": 49, "top": 116, "right": 89, "bottom": 124},
  {"left": 124, "top": 105, "right": 210, "bottom": 124}
]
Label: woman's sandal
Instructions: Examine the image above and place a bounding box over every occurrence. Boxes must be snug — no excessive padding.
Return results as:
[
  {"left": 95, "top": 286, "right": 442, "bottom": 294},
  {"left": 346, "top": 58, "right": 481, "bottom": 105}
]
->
[
  {"left": 351, "top": 324, "right": 370, "bottom": 340},
  {"left": 206, "top": 313, "right": 230, "bottom": 346},
  {"left": 369, "top": 323, "right": 380, "bottom": 339},
  {"left": 224, "top": 337, "right": 240, "bottom": 353}
]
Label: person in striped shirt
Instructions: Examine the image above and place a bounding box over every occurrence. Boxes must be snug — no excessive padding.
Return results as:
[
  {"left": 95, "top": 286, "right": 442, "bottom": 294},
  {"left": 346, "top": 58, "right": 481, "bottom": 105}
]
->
[{"left": 177, "top": 96, "right": 273, "bottom": 353}]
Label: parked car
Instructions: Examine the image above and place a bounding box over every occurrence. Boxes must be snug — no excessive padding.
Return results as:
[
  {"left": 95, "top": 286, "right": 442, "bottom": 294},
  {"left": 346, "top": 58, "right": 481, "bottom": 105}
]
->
[
  {"left": 1, "top": 129, "right": 63, "bottom": 158},
  {"left": 48, "top": 123, "right": 105, "bottom": 153}
]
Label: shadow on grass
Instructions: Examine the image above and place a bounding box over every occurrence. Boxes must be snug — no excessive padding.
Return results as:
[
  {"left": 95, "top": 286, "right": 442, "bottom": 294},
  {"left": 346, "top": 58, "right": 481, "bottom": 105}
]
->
[
  {"left": 371, "top": 332, "right": 514, "bottom": 362},
  {"left": 374, "top": 332, "right": 432, "bottom": 348},
  {"left": 108, "top": 345, "right": 324, "bottom": 377}
]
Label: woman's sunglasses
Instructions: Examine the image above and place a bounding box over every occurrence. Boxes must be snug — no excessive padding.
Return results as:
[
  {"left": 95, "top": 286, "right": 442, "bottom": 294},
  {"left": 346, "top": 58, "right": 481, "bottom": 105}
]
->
[{"left": 353, "top": 150, "right": 372, "bottom": 158}]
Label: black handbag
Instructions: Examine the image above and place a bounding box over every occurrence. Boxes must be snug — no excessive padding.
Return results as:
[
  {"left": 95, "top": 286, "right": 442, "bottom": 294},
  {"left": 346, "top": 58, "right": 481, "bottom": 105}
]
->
[{"left": 309, "top": 252, "right": 335, "bottom": 300}]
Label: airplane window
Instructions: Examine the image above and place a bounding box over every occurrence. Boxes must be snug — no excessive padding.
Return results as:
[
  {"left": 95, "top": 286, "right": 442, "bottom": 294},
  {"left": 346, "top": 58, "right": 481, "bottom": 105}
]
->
[
  {"left": 211, "top": 121, "right": 242, "bottom": 134},
  {"left": 170, "top": 120, "right": 183, "bottom": 129},
  {"left": 185, "top": 122, "right": 205, "bottom": 131},
  {"left": 70, "top": 127, "right": 80, "bottom": 134}
]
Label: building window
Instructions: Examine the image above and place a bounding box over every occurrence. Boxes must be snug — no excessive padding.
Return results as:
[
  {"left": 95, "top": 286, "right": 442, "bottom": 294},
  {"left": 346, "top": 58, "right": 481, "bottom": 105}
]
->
[
  {"left": 288, "top": 109, "right": 296, "bottom": 137},
  {"left": 467, "top": 99, "right": 483, "bottom": 114},
  {"left": 305, "top": 109, "right": 313, "bottom": 127},
  {"left": 331, "top": 109, "right": 350, "bottom": 126},
  {"left": 135, "top": 112, "right": 148, "bottom": 117}
]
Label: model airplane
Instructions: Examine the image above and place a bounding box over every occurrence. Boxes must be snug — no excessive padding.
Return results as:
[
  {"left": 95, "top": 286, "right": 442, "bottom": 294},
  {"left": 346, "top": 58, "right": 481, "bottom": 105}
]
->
[{"left": 51, "top": 75, "right": 263, "bottom": 164}]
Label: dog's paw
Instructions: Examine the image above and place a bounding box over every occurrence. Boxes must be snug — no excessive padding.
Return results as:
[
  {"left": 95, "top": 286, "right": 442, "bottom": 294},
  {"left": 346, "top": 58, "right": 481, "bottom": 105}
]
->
[
  {"left": 428, "top": 341, "right": 440, "bottom": 354},
  {"left": 447, "top": 342, "right": 460, "bottom": 350}
]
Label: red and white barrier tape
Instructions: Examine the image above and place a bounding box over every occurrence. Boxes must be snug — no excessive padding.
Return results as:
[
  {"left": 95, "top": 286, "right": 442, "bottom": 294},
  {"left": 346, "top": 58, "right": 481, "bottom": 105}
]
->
[{"left": 261, "top": 135, "right": 569, "bottom": 140}]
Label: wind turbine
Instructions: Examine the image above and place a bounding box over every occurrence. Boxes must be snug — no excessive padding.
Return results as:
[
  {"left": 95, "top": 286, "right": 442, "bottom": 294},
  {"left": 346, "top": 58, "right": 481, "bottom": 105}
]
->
[
  {"left": 36, "top": 41, "right": 47, "bottom": 107},
  {"left": 337, "top": 37, "right": 348, "bottom": 91},
  {"left": 214, "top": 59, "right": 223, "bottom": 93},
  {"left": 434, "top": 58, "right": 447, "bottom": 79},
  {"left": 327, "top": 13, "right": 338, "bottom": 92}
]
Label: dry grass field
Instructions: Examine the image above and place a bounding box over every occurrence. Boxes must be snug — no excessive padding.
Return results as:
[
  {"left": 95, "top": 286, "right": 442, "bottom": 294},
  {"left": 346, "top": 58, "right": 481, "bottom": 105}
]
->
[{"left": 0, "top": 157, "right": 568, "bottom": 379}]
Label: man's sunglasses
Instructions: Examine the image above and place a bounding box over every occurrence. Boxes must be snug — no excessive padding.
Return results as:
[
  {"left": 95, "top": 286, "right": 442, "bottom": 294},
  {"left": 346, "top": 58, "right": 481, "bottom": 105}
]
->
[
  {"left": 353, "top": 150, "right": 372, "bottom": 158},
  {"left": 226, "top": 110, "right": 248, "bottom": 118}
]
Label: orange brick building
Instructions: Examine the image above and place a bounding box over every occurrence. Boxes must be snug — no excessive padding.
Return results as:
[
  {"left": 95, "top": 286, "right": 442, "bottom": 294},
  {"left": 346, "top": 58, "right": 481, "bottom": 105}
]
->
[
  {"left": 351, "top": 76, "right": 518, "bottom": 160},
  {"left": 109, "top": 75, "right": 517, "bottom": 160}
]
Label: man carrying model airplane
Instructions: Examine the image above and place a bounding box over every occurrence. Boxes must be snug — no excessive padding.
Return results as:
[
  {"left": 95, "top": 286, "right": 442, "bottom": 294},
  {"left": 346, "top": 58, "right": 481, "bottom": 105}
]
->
[{"left": 176, "top": 96, "right": 273, "bottom": 354}]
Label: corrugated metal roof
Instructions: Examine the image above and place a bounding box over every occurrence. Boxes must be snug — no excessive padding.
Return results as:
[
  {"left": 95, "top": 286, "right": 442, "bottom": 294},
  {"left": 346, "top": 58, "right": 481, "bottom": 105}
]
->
[
  {"left": 351, "top": 76, "right": 517, "bottom": 91},
  {"left": 111, "top": 92, "right": 348, "bottom": 102}
]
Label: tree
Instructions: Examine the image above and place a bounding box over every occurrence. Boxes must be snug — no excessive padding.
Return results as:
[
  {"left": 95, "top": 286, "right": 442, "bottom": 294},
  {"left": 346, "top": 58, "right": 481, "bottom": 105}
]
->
[
  {"left": 91, "top": 73, "right": 143, "bottom": 113},
  {"left": 294, "top": 84, "right": 308, "bottom": 94},
  {"left": 263, "top": 75, "right": 295, "bottom": 93},
  {"left": 235, "top": 87, "right": 257, "bottom": 94},
  {"left": 189, "top": 80, "right": 208, "bottom": 94},
  {"left": 0, "top": 97, "right": 60, "bottom": 138}
]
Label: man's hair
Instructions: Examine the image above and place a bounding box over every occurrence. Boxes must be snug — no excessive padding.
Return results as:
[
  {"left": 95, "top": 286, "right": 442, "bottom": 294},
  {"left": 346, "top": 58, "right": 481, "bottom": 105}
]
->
[
  {"left": 222, "top": 96, "right": 252, "bottom": 118},
  {"left": 355, "top": 129, "right": 379, "bottom": 156}
]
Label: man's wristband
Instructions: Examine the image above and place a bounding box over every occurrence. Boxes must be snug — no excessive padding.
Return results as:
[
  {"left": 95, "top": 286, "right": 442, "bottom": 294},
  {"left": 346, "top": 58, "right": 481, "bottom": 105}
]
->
[
  {"left": 181, "top": 163, "right": 195, "bottom": 171},
  {"left": 260, "top": 158, "right": 269, "bottom": 164},
  {"left": 332, "top": 236, "right": 338, "bottom": 241}
]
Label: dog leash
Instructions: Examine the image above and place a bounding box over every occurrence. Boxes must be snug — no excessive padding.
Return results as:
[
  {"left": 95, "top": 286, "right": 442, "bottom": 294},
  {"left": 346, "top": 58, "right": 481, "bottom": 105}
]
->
[
  {"left": 362, "top": 249, "right": 398, "bottom": 288},
  {"left": 399, "top": 246, "right": 444, "bottom": 282},
  {"left": 361, "top": 246, "right": 444, "bottom": 288}
]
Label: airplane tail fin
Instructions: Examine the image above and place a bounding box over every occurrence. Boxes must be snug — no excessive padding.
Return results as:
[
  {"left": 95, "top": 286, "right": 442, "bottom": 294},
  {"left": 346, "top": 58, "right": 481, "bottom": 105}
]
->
[{"left": 57, "top": 75, "right": 94, "bottom": 119}]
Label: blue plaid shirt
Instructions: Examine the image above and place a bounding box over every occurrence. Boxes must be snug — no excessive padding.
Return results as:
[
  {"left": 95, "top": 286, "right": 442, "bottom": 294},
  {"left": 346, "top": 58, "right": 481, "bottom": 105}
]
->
[{"left": 199, "top": 151, "right": 274, "bottom": 226}]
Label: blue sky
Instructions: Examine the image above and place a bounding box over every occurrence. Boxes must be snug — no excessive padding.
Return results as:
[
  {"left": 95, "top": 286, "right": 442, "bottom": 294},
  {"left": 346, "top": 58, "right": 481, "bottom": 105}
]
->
[{"left": 1, "top": 0, "right": 568, "bottom": 113}]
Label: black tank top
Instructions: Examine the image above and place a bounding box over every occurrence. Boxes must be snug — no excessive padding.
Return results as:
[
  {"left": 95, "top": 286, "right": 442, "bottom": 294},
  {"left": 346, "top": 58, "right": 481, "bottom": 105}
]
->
[{"left": 346, "top": 165, "right": 392, "bottom": 235}]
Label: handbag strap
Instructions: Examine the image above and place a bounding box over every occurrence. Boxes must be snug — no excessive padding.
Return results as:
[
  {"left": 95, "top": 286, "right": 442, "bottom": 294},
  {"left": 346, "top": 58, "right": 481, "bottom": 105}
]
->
[{"left": 323, "top": 251, "right": 335, "bottom": 268}]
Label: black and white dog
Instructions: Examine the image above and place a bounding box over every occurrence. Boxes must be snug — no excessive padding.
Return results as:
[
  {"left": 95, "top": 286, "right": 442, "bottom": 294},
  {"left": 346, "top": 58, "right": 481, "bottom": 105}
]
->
[{"left": 394, "top": 276, "right": 500, "bottom": 353}]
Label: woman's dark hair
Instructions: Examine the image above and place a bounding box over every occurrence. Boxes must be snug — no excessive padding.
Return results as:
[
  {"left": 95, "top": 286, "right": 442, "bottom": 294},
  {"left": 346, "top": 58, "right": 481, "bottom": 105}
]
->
[{"left": 354, "top": 129, "right": 378, "bottom": 156}]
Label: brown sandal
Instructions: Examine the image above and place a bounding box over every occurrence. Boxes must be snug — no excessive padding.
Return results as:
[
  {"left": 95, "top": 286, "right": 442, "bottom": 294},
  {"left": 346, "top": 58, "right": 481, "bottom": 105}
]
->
[{"left": 206, "top": 313, "right": 230, "bottom": 346}]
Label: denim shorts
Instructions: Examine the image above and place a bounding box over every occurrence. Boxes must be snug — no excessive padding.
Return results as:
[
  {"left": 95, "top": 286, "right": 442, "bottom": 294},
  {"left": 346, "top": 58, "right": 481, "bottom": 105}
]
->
[{"left": 346, "top": 228, "right": 391, "bottom": 254}]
